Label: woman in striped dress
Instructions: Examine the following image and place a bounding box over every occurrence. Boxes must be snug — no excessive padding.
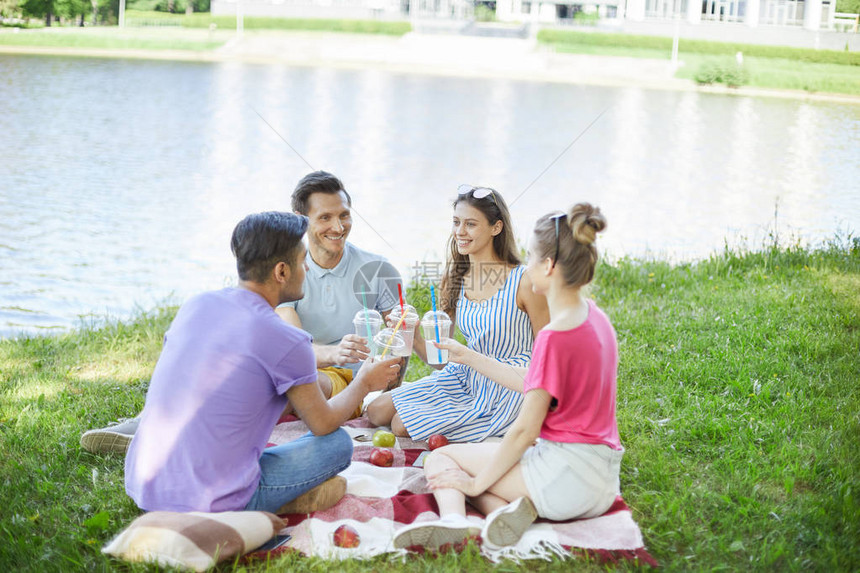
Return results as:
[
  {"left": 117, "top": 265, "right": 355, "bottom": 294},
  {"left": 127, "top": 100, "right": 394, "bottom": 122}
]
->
[{"left": 366, "top": 185, "right": 548, "bottom": 442}]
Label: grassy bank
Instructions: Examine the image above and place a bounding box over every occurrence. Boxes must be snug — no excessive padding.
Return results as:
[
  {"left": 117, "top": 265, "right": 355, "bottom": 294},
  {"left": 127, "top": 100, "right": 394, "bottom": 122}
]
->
[
  {"left": 124, "top": 10, "right": 412, "bottom": 35},
  {"left": 538, "top": 29, "right": 860, "bottom": 95},
  {"left": 0, "top": 13, "right": 410, "bottom": 52},
  {"left": 1, "top": 241, "right": 858, "bottom": 571},
  {"left": 0, "top": 26, "right": 231, "bottom": 50}
]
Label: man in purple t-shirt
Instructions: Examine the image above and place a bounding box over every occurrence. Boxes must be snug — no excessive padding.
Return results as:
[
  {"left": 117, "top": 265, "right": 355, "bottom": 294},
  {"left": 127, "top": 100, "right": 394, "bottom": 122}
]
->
[{"left": 124, "top": 212, "right": 400, "bottom": 514}]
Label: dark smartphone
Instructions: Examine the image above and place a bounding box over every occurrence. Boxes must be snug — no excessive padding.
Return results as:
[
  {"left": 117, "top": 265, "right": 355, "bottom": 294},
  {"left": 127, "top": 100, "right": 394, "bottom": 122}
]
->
[{"left": 256, "top": 534, "right": 292, "bottom": 552}]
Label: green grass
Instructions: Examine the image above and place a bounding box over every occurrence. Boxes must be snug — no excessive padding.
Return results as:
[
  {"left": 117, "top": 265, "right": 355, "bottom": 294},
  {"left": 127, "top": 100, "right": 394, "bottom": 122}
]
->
[
  {"left": 0, "top": 13, "right": 410, "bottom": 52},
  {"left": 538, "top": 29, "right": 860, "bottom": 94},
  {"left": 1, "top": 238, "right": 858, "bottom": 571},
  {"left": 125, "top": 10, "right": 412, "bottom": 35},
  {"left": 0, "top": 27, "right": 229, "bottom": 50},
  {"left": 538, "top": 29, "right": 860, "bottom": 65},
  {"left": 550, "top": 43, "right": 670, "bottom": 59},
  {"left": 677, "top": 54, "right": 860, "bottom": 94}
]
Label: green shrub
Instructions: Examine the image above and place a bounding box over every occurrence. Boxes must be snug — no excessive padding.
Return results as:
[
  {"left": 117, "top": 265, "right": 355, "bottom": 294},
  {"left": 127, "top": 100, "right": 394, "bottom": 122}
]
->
[
  {"left": 154, "top": 0, "right": 211, "bottom": 13},
  {"left": 474, "top": 4, "right": 496, "bottom": 22},
  {"left": 539, "top": 28, "right": 671, "bottom": 50},
  {"left": 127, "top": 0, "right": 161, "bottom": 10},
  {"left": 573, "top": 10, "right": 600, "bottom": 25},
  {"left": 128, "top": 0, "right": 210, "bottom": 11},
  {"left": 693, "top": 59, "right": 749, "bottom": 87},
  {"left": 0, "top": 19, "right": 45, "bottom": 27}
]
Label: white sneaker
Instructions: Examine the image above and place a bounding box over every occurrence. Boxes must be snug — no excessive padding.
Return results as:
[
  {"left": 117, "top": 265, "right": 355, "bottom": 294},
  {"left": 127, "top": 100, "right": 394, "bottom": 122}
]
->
[
  {"left": 80, "top": 416, "right": 140, "bottom": 454},
  {"left": 393, "top": 514, "right": 480, "bottom": 550},
  {"left": 481, "top": 497, "right": 538, "bottom": 549}
]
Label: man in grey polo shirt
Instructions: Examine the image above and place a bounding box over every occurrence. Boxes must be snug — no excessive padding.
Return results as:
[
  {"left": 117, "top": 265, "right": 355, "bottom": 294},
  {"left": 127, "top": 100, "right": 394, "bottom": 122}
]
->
[
  {"left": 277, "top": 171, "right": 402, "bottom": 403},
  {"left": 80, "top": 171, "right": 403, "bottom": 453}
]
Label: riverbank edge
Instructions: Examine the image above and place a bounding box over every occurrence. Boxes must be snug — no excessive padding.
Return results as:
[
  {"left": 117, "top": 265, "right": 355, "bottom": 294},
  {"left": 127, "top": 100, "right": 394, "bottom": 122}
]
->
[{"left": 3, "top": 36, "right": 859, "bottom": 105}]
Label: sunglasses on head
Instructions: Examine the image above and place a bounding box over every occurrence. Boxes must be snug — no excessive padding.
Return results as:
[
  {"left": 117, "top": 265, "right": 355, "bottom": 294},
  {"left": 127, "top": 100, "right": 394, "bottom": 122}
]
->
[
  {"left": 457, "top": 184, "right": 495, "bottom": 201},
  {"left": 550, "top": 213, "right": 566, "bottom": 269}
]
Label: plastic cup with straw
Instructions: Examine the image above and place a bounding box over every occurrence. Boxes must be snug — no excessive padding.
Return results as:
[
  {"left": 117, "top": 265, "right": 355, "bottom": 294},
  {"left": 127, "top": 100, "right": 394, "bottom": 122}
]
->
[
  {"left": 420, "top": 287, "right": 450, "bottom": 365},
  {"left": 420, "top": 305, "right": 451, "bottom": 365},
  {"left": 353, "top": 286, "right": 384, "bottom": 359},
  {"left": 431, "top": 285, "right": 442, "bottom": 363},
  {"left": 379, "top": 313, "right": 407, "bottom": 359}
]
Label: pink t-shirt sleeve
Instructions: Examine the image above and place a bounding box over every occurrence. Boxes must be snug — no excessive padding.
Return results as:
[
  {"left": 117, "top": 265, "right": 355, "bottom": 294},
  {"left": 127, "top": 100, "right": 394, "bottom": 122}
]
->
[{"left": 523, "top": 331, "right": 554, "bottom": 397}]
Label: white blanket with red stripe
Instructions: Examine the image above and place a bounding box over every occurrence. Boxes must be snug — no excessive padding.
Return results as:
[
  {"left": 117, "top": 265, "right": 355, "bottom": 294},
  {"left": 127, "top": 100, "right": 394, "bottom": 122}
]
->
[{"left": 261, "top": 417, "right": 655, "bottom": 566}]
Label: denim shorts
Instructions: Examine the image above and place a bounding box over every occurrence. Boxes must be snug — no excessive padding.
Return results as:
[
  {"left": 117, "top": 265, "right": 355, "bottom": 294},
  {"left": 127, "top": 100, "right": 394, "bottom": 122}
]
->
[{"left": 521, "top": 439, "right": 623, "bottom": 521}]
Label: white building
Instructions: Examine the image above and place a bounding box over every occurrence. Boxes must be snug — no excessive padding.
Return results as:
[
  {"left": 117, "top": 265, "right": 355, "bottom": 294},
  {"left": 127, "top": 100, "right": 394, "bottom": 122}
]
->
[
  {"left": 212, "top": 0, "right": 406, "bottom": 20},
  {"left": 211, "top": 0, "right": 840, "bottom": 29},
  {"left": 494, "top": 0, "right": 839, "bottom": 29}
]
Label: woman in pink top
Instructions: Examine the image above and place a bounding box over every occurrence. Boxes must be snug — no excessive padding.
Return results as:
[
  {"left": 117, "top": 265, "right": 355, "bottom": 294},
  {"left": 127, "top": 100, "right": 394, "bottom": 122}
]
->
[{"left": 393, "top": 203, "right": 623, "bottom": 551}]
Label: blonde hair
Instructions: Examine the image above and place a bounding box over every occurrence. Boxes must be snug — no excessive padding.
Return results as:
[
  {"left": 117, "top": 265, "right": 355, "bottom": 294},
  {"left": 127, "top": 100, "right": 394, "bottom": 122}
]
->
[{"left": 533, "top": 203, "right": 607, "bottom": 287}]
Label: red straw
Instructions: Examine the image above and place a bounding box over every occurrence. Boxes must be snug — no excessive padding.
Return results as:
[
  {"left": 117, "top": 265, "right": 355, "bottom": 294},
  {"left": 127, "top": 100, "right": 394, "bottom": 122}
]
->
[{"left": 398, "top": 283, "right": 404, "bottom": 312}]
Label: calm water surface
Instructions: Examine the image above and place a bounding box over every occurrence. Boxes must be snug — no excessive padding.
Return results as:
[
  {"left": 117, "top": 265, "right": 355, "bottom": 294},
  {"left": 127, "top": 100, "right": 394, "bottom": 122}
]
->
[{"left": 1, "top": 54, "right": 858, "bottom": 337}]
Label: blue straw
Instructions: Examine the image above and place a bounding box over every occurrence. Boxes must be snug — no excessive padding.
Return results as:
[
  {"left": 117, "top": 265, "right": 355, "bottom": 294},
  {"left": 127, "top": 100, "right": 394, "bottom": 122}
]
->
[{"left": 430, "top": 285, "right": 442, "bottom": 363}]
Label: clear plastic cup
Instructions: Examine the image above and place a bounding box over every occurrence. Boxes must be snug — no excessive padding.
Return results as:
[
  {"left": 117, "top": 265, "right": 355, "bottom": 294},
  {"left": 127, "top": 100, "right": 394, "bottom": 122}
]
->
[
  {"left": 372, "top": 328, "right": 408, "bottom": 390},
  {"left": 372, "top": 328, "right": 406, "bottom": 362},
  {"left": 421, "top": 310, "right": 452, "bottom": 365},
  {"left": 353, "top": 309, "right": 383, "bottom": 354},
  {"left": 387, "top": 304, "right": 419, "bottom": 357}
]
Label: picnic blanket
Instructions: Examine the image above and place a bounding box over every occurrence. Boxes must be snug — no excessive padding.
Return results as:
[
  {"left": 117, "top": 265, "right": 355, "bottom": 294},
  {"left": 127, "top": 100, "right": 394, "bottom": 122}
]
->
[{"left": 258, "top": 416, "right": 656, "bottom": 566}]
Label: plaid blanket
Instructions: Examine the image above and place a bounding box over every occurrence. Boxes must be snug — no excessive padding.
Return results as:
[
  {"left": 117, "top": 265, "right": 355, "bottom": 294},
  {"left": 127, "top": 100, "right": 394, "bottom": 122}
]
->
[{"left": 259, "top": 417, "right": 656, "bottom": 566}]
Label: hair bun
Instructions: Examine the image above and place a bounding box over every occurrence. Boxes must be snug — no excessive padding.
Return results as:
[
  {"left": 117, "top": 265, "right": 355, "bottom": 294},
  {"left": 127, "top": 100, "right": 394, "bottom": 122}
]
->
[{"left": 567, "top": 203, "right": 606, "bottom": 246}]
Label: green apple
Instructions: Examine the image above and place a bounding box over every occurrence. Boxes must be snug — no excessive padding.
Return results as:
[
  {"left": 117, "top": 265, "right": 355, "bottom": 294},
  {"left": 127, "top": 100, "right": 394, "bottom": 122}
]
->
[{"left": 372, "top": 430, "right": 396, "bottom": 448}]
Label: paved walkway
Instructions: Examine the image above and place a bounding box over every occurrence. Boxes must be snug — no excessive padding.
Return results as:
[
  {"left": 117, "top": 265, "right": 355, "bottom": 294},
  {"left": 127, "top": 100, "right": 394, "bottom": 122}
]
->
[{"left": 224, "top": 31, "right": 688, "bottom": 91}]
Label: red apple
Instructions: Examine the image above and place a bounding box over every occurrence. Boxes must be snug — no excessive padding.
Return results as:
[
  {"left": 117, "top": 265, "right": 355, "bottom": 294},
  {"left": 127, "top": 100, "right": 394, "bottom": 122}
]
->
[
  {"left": 427, "top": 434, "right": 449, "bottom": 450},
  {"left": 369, "top": 447, "right": 394, "bottom": 467},
  {"left": 332, "top": 524, "right": 360, "bottom": 548}
]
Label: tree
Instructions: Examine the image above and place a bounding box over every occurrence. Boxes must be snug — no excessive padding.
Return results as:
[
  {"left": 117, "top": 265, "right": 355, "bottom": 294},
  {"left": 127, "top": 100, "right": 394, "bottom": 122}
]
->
[
  {"left": 57, "top": 0, "right": 90, "bottom": 24},
  {"left": 21, "top": 0, "right": 56, "bottom": 25},
  {"left": 0, "top": 0, "right": 21, "bottom": 17},
  {"left": 19, "top": 0, "right": 87, "bottom": 24}
]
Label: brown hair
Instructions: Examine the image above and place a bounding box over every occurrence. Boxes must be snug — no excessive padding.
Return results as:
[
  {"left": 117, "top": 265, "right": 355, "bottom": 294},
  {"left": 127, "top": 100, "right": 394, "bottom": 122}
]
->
[
  {"left": 291, "top": 171, "right": 352, "bottom": 215},
  {"left": 533, "top": 203, "right": 607, "bottom": 288},
  {"left": 439, "top": 188, "right": 520, "bottom": 317}
]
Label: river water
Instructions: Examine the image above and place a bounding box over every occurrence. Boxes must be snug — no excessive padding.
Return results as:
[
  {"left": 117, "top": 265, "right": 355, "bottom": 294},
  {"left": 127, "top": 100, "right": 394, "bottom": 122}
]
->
[{"left": 1, "top": 54, "right": 858, "bottom": 337}]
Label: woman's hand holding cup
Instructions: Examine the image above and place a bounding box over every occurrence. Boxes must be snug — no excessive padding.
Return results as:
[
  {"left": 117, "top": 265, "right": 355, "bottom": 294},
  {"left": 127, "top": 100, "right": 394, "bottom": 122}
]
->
[{"left": 430, "top": 337, "right": 473, "bottom": 367}]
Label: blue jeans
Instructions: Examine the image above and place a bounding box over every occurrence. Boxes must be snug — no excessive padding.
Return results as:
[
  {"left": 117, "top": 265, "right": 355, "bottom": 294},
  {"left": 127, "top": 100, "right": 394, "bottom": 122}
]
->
[{"left": 244, "top": 429, "right": 353, "bottom": 513}]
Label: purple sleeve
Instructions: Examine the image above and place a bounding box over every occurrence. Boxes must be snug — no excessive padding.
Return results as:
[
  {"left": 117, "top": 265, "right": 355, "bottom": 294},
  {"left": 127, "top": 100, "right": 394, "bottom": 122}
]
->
[{"left": 272, "top": 336, "right": 318, "bottom": 395}]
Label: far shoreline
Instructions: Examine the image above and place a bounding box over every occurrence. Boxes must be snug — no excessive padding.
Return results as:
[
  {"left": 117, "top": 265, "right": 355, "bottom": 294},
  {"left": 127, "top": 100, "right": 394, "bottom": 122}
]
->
[{"left": 3, "top": 30, "right": 859, "bottom": 105}]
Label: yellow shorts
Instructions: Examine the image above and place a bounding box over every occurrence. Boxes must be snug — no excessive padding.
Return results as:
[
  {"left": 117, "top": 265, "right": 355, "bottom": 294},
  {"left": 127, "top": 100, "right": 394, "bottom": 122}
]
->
[{"left": 319, "top": 366, "right": 361, "bottom": 419}]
